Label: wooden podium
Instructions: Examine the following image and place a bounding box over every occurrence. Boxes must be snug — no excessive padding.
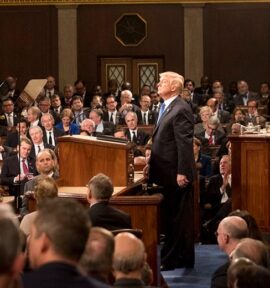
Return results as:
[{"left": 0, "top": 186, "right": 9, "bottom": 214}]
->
[
  {"left": 57, "top": 135, "right": 135, "bottom": 187},
  {"left": 230, "top": 134, "right": 270, "bottom": 232}
]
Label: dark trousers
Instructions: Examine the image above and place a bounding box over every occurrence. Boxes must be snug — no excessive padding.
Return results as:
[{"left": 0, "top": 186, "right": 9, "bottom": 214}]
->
[{"left": 160, "top": 183, "right": 195, "bottom": 267}]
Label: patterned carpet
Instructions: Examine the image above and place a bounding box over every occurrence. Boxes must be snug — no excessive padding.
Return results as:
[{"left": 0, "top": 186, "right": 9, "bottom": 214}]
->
[{"left": 162, "top": 244, "right": 227, "bottom": 288}]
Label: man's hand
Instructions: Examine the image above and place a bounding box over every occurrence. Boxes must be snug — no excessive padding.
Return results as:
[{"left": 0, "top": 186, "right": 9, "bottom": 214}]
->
[
  {"left": 177, "top": 174, "right": 189, "bottom": 188},
  {"left": 14, "top": 174, "right": 27, "bottom": 182}
]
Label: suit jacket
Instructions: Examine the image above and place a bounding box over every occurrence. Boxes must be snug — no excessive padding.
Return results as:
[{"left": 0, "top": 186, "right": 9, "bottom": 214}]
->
[
  {"left": 22, "top": 262, "right": 109, "bottom": 288},
  {"left": 42, "top": 127, "right": 65, "bottom": 146},
  {"left": 124, "top": 129, "right": 150, "bottom": 146},
  {"left": 103, "top": 110, "right": 121, "bottom": 125},
  {"left": 0, "top": 112, "right": 18, "bottom": 127},
  {"left": 149, "top": 97, "right": 195, "bottom": 187},
  {"left": 55, "top": 122, "right": 80, "bottom": 135},
  {"left": 211, "top": 261, "right": 230, "bottom": 288},
  {"left": 29, "top": 143, "right": 55, "bottom": 162},
  {"left": 136, "top": 110, "right": 157, "bottom": 125},
  {"left": 89, "top": 201, "right": 132, "bottom": 231},
  {"left": 217, "top": 110, "right": 231, "bottom": 124},
  {"left": 1, "top": 154, "right": 36, "bottom": 195},
  {"left": 195, "top": 129, "right": 226, "bottom": 147},
  {"left": 233, "top": 91, "right": 259, "bottom": 106}
]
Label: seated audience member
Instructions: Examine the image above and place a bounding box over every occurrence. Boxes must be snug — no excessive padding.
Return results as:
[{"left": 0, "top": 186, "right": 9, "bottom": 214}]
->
[
  {"left": 5, "top": 76, "right": 20, "bottom": 102},
  {"left": 207, "top": 97, "right": 231, "bottom": 124},
  {"left": 80, "top": 119, "right": 96, "bottom": 136},
  {"left": 21, "top": 149, "right": 59, "bottom": 216},
  {"left": 55, "top": 108, "right": 80, "bottom": 135},
  {"left": 20, "top": 177, "right": 58, "bottom": 236},
  {"left": 181, "top": 88, "right": 199, "bottom": 123},
  {"left": 91, "top": 95, "right": 103, "bottom": 109},
  {"left": 149, "top": 90, "right": 161, "bottom": 112},
  {"left": 226, "top": 108, "right": 246, "bottom": 134},
  {"left": 29, "top": 126, "right": 54, "bottom": 160},
  {"left": 114, "top": 129, "right": 127, "bottom": 140},
  {"left": 22, "top": 198, "right": 108, "bottom": 288},
  {"left": 44, "top": 75, "right": 59, "bottom": 98},
  {"left": 37, "top": 96, "right": 59, "bottom": 124},
  {"left": 136, "top": 95, "right": 157, "bottom": 125},
  {"left": 195, "top": 116, "right": 226, "bottom": 148},
  {"left": 0, "top": 98, "right": 18, "bottom": 135},
  {"left": 234, "top": 80, "right": 259, "bottom": 106},
  {"left": 229, "top": 210, "right": 264, "bottom": 241},
  {"left": 124, "top": 112, "right": 149, "bottom": 146},
  {"left": 113, "top": 232, "right": 147, "bottom": 287},
  {"left": 89, "top": 109, "right": 115, "bottom": 136},
  {"left": 80, "top": 227, "right": 115, "bottom": 284},
  {"left": 184, "top": 78, "right": 202, "bottom": 106},
  {"left": 71, "top": 95, "right": 88, "bottom": 126},
  {"left": 51, "top": 94, "right": 64, "bottom": 116},
  {"left": 41, "top": 113, "right": 65, "bottom": 147},
  {"left": 202, "top": 155, "right": 232, "bottom": 234},
  {"left": 231, "top": 238, "right": 269, "bottom": 268},
  {"left": 27, "top": 107, "right": 41, "bottom": 127},
  {"left": 210, "top": 216, "right": 248, "bottom": 288},
  {"left": 103, "top": 95, "right": 121, "bottom": 125},
  {"left": 87, "top": 173, "right": 132, "bottom": 231},
  {"left": 104, "top": 79, "right": 119, "bottom": 99},
  {"left": 258, "top": 81, "right": 270, "bottom": 106},
  {"left": 74, "top": 79, "right": 92, "bottom": 108},
  {"left": 4, "top": 119, "right": 28, "bottom": 149},
  {"left": 194, "top": 75, "right": 212, "bottom": 105},
  {"left": 227, "top": 258, "right": 270, "bottom": 288},
  {"left": 118, "top": 90, "right": 140, "bottom": 124},
  {"left": 245, "top": 99, "right": 266, "bottom": 127},
  {"left": 1, "top": 137, "right": 36, "bottom": 196},
  {"left": 212, "top": 82, "right": 235, "bottom": 113},
  {"left": 194, "top": 106, "right": 213, "bottom": 134},
  {"left": 193, "top": 137, "right": 212, "bottom": 178},
  {"left": 61, "top": 84, "right": 74, "bottom": 108},
  {"left": 0, "top": 218, "right": 24, "bottom": 288}
]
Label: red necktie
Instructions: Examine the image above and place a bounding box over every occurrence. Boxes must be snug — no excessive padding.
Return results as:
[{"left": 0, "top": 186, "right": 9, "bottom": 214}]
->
[
  {"left": 22, "top": 159, "right": 29, "bottom": 174},
  {"left": 208, "top": 133, "right": 214, "bottom": 145}
]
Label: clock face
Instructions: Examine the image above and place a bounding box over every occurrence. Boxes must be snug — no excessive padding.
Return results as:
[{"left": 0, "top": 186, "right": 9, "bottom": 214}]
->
[{"left": 115, "top": 14, "right": 147, "bottom": 47}]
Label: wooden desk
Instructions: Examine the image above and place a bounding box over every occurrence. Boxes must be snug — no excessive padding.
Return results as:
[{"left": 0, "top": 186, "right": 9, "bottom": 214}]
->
[{"left": 230, "top": 134, "right": 270, "bottom": 231}]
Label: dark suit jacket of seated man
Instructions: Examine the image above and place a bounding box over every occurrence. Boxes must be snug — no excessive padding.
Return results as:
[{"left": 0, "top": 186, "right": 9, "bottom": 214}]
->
[{"left": 87, "top": 173, "right": 132, "bottom": 231}]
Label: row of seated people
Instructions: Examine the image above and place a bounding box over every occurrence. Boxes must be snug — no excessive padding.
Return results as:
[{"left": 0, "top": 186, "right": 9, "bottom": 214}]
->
[{"left": 0, "top": 171, "right": 155, "bottom": 288}]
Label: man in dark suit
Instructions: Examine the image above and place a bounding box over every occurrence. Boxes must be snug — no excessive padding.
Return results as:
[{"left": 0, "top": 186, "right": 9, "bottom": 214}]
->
[
  {"left": 210, "top": 216, "right": 248, "bottom": 288},
  {"left": 87, "top": 173, "right": 132, "bottom": 231},
  {"left": 5, "top": 119, "right": 28, "bottom": 148},
  {"left": 207, "top": 97, "right": 231, "bottom": 124},
  {"left": 71, "top": 95, "right": 89, "bottom": 126},
  {"left": 136, "top": 95, "right": 157, "bottom": 125},
  {"left": 90, "top": 109, "right": 115, "bottom": 136},
  {"left": 23, "top": 198, "right": 109, "bottom": 288},
  {"left": 113, "top": 232, "right": 147, "bottom": 287},
  {"left": 124, "top": 112, "right": 150, "bottom": 146},
  {"left": 1, "top": 137, "right": 36, "bottom": 196},
  {"left": 0, "top": 98, "right": 18, "bottom": 135},
  {"left": 51, "top": 94, "right": 64, "bottom": 116},
  {"left": 234, "top": 80, "right": 259, "bottom": 106},
  {"left": 184, "top": 78, "right": 203, "bottom": 106},
  {"left": 103, "top": 95, "right": 121, "bottom": 125},
  {"left": 38, "top": 96, "right": 60, "bottom": 125},
  {"left": 74, "top": 79, "right": 92, "bottom": 108},
  {"left": 28, "top": 126, "right": 54, "bottom": 161},
  {"left": 146, "top": 71, "right": 195, "bottom": 270},
  {"left": 44, "top": 75, "right": 60, "bottom": 98},
  {"left": 41, "top": 114, "right": 65, "bottom": 147}
]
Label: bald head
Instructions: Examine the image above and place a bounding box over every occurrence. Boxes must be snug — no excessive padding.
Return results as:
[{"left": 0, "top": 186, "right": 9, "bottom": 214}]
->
[
  {"left": 220, "top": 216, "right": 248, "bottom": 240},
  {"left": 232, "top": 238, "right": 269, "bottom": 268},
  {"left": 113, "top": 232, "right": 145, "bottom": 275}
]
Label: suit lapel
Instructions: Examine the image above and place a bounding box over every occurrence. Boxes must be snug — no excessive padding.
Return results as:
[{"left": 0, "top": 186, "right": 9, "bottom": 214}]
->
[{"left": 152, "top": 98, "right": 177, "bottom": 137}]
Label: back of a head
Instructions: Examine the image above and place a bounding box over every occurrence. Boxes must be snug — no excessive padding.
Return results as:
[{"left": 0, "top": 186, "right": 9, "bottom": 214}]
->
[
  {"left": 221, "top": 216, "right": 248, "bottom": 241},
  {"left": 88, "top": 173, "right": 113, "bottom": 201},
  {"left": 80, "top": 227, "right": 114, "bottom": 280},
  {"left": 34, "top": 176, "right": 58, "bottom": 208},
  {"left": 113, "top": 232, "right": 145, "bottom": 275},
  {"left": 0, "top": 203, "right": 19, "bottom": 227},
  {"left": 228, "top": 258, "right": 270, "bottom": 288},
  {"left": 34, "top": 198, "right": 91, "bottom": 262},
  {"left": 233, "top": 238, "right": 269, "bottom": 268},
  {"left": 0, "top": 218, "right": 21, "bottom": 274}
]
